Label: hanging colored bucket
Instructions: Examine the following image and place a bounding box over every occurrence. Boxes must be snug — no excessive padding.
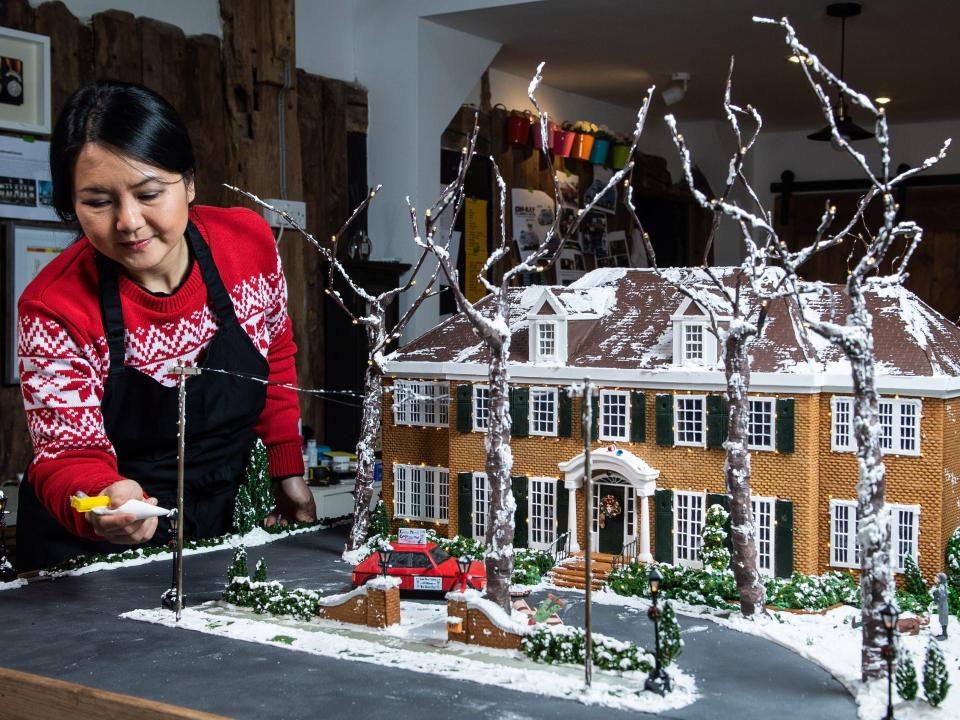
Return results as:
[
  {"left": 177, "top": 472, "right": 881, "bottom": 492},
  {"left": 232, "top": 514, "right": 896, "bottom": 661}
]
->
[
  {"left": 610, "top": 143, "right": 631, "bottom": 170},
  {"left": 572, "top": 133, "right": 594, "bottom": 161},
  {"left": 589, "top": 138, "right": 611, "bottom": 165},
  {"left": 533, "top": 119, "right": 556, "bottom": 150},
  {"left": 553, "top": 129, "right": 576, "bottom": 158},
  {"left": 505, "top": 113, "right": 532, "bottom": 146}
]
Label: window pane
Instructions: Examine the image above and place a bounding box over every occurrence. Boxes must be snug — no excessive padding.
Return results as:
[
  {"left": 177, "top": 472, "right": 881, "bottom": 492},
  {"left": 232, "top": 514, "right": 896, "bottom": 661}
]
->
[
  {"left": 675, "top": 492, "right": 704, "bottom": 563},
  {"left": 749, "top": 399, "right": 773, "bottom": 449},
  {"left": 878, "top": 401, "right": 894, "bottom": 450},
  {"left": 530, "top": 478, "right": 555, "bottom": 547},
  {"left": 439, "top": 470, "right": 449, "bottom": 521},
  {"left": 474, "top": 386, "right": 489, "bottom": 431},
  {"left": 538, "top": 323, "right": 556, "bottom": 357},
  {"left": 899, "top": 403, "right": 918, "bottom": 453},
  {"left": 832, "top": 503, "right": 849, "bottom": 565},
  {"left": 532, "top": 389, "right": 557, "bottom": 435},
  {"left": 395, "top": 465, "right": 407, "bottom": 517},
  {"left": 752, "top": 499, "right": 773, "bottom": 572},
  {"left": 602, "top": 392, "right": 628, "bottom": 440},
  {"left": 676, "top": 397, "right": 704, "bottom": 445},
  {"left": 833, "top": 398, "right": 852, "bottom": 450},
  {"left": 684, "top": 325, "right": 703, "bottom": 362},
  {"left": 473, "top": 474, "right": 487, "bottom": 540}
]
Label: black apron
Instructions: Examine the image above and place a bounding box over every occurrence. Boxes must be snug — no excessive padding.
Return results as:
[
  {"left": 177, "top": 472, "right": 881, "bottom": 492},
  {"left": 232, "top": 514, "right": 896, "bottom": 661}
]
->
[{"left": 17, "top": 221, "right": 269, "bottom": 571}]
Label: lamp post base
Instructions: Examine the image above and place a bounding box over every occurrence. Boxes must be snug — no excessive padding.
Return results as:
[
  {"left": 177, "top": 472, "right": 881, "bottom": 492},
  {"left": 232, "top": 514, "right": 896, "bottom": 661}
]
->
[{"left": 645, "top": 668, "right": 672, "bottom": 696}]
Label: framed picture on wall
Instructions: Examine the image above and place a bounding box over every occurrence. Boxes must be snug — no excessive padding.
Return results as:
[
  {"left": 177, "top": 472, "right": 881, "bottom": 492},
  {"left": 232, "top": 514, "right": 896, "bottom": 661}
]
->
[
  {"left": 0, "top": 27, "right": 52, "bottom": 135},
  {"left": 4, "top": 221, "right": 76, "bottom": 384}
]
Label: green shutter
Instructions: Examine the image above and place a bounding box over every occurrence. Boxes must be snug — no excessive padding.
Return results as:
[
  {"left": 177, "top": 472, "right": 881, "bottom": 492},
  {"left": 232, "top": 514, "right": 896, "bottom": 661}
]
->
[
  {"left": 457, "top": 472, "right": 473, "bottom": 539},
  {"left": 707, "top": 395, "right": 728, "bottom": 448},
  {"left": 776, "top": 398, "right": 795, "bottom": 454},
  {"left": 510, "top": 387, "right": 529, "bottom": 437},
  {"left": 558, "top": 389, "right": 572, "bottom": 437},
  {"left": 707, "top": 492, "right": 733, "bottom": 553},
  {"left": 630, "top": 392, "right": 646, "bottom": 442},
  {"left": 555, "top": 479, "right": 569, "bottom": 537},
  {"left": 591, "top": 394, "right": 600, "bottom": 440},
  {"left": 512, "top": 476, "right": 529, "bottom": 548},
  {"left": 654, "top": 489, "right": 673, "bottom": 563},
  {"left": 774, "top": 499, "right": 794, "bottom": 578},
  {"left": 655, "top": 394, "right": 673, "bottom": 446},
  {"left": 456, "top": 384, "right": 472, "bottom": 432}
]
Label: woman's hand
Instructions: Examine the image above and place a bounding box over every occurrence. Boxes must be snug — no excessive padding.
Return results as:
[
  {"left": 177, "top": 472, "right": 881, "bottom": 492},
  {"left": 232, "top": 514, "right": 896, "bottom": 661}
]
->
[
  {"left": 266, "top": 475, "right": 317, "bottom": 526},
  {"left": 85, "top": 478, "right": 159, "bottom": 544}
]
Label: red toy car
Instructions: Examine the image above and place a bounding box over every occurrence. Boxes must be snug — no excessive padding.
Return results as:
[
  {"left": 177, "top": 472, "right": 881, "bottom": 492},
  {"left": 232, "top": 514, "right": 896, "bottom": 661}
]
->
[{"left": 351, "top": 543, "right": 487, "bottom": 592}]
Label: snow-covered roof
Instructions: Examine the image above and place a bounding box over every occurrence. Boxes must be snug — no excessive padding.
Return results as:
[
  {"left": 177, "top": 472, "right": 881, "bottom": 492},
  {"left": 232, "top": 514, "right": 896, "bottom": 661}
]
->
[{"left": 389, "top": 267, "right": 960, "bottom": 383}]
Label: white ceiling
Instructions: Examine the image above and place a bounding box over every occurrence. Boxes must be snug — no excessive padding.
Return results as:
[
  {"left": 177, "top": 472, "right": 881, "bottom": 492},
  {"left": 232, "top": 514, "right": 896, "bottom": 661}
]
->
[{"left": 426, "top": 0, "right": 960, "bottom": 131}]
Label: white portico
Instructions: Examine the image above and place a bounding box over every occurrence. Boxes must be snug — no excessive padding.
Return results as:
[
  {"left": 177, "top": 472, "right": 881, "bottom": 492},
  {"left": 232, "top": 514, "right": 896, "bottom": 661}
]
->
[{"left": 557, "top": 445, "right": 659, "bottom": 560}]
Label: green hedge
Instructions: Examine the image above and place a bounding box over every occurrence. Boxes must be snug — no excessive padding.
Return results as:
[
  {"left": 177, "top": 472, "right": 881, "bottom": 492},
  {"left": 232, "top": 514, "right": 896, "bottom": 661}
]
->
[{"left": 522, "top": 625, "right": 653, "bottom": 673}]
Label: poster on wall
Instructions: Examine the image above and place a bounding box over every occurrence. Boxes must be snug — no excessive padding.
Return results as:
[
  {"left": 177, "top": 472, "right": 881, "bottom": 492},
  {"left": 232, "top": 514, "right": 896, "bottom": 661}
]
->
[
  {"left": 5, "top": 222, "right": 76, "bottom": 383},
  {"left": 605, "top": 230, "right": 631, "bottom": 267},
  {"left": 557, "top": 240, "right": 586, "bottom": 285},
  {"left": 578, "top": 210, "right": 608, "bottom": 258},
  {"left": 0, "top": 135, "right": 57, "bottom": 221},
  {"left": 557, "top": 169, "right": 579, "bottom": 208},
  {"left": 584, "top": 166, "right": 617, "bottom": 214},
  {"left": 511, "top": 188, "right": 556, "bottom": 262},
  {"left": 464, "top": 197, "right": 488, "bottom": 304}
]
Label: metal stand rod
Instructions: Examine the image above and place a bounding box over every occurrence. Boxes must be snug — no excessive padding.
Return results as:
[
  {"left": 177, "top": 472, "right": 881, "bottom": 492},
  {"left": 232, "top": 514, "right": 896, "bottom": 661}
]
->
[
  {"left": 171, "top": 365, "right": 199, "bottom": 621},
  {"left": 581, "top": 379, "right": 593, "bottom": 689}
]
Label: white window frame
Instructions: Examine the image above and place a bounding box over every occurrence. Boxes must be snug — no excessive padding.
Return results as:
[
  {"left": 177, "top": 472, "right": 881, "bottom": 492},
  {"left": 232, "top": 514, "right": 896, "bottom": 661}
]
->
[
  {"left": 751, "top": 496, "right": 776, "bottom": 577},
  {"left": 878, "top": 398, "right": 922, "bottom": 457},
  {"left": 472, "top": 472, "right": 489, "bottom": 541},
  {"left": 529, "top": 386, "right": 558, "bottom": 437},
  {"left": 832, "top": 396, "right": 922, "bottom": 456},
  {"left": 674, "top": 490, "right": 705, "bottom": 568},
  {"left": 528, "top": 477, "right": 557, "bottom": 551},
  {"left": 599, "top": 390, "right": 630, "bottom": 442},
  {"left": 831, "top": 396, "right": 854, "bottom": 452},
  {"left": 682, "top": 323, "right": 705, "bottom": 365},
  {"left": 393, "top": 380, "right": 449, "bottom": 428},
  {"left": 472, "top": 385, "right": 490, "bottom": 433},
  {"left": 747, "top": 397, "right": 776, "bottom": 451},
  {"left": 536, "top": 321, "right": 557, "bottom": 359},
  {"left": 829, "top": 499, "right": 920, "bottom": 573},
  {"left": 674, "top": 395, "right": 706, "bottom": 447},
  {"left": 392, "top": 464, "right": 449, "bottom": 523}
]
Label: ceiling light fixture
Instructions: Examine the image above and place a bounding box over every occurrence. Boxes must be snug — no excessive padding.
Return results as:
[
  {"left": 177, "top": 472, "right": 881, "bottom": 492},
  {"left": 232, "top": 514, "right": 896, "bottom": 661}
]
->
[
  {"left": 662, "top": 72, "right": 690, "bottom": 106},
  {"left": 807, "top": 2, "right": 874, "bottom": 144},
  {"left": 874, "top": 96, "right": 891, "bottom": 106}
]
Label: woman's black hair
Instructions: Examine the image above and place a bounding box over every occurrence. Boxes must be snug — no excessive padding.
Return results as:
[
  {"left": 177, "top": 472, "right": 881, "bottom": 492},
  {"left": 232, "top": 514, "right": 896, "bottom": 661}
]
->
[{"left": 49, "top": 80, "right": 195, "bottom": 222}]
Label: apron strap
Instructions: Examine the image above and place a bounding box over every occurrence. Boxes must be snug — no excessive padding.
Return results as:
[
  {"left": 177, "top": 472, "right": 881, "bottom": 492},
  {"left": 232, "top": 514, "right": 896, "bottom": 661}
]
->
[
  {"left": 186, "top": 220, "right": 238, "bottom": 325},
  {"left": 94, "top": 250, "right": 127, "bottom": 377}
]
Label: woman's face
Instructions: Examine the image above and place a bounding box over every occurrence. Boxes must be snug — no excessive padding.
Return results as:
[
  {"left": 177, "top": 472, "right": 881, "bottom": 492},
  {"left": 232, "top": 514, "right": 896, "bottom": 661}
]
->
[{"left": 72, "top": 143, "right": 195, "bottom": 291}]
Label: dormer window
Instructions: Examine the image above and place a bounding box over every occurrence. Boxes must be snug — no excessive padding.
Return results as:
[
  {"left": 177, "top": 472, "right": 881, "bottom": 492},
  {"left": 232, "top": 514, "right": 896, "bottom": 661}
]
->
[
  {"left": 528, "top": 289, "right": 568, "bottom": 364},
  {"left": 683, "top": 324, "right": 704, "bottom": 363},
  {"left": 537, "top": 322, "right": 557, "bottom": 358},
  {"left": 671, "top": 299, "right": 719, "bottom": 367}
]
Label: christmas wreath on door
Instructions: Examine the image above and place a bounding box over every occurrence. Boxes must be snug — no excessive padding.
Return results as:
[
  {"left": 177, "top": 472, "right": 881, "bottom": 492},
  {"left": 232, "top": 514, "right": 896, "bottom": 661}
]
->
[{"left": 598, "top": 494, "right": 622, "bottom": 529}]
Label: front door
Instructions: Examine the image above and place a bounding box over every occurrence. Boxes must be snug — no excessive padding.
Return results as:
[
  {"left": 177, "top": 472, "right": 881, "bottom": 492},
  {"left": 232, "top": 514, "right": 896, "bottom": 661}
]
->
[{"left": 597, "top": 485, "right": 625, "bottom": 554}]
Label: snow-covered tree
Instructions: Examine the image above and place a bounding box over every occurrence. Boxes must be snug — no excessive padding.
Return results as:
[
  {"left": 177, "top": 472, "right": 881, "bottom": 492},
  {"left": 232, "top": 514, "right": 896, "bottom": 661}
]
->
[
  {"left": 751, "top": 15, "right": 950, "bottom": 679},
  {"left": 630, "top": 58, "right": 776, "bottom": 616},
  {"left": 896, "top": 649, "right": 918, "bottom": 702},
  {"left": 701, "top": 503, "right": 731, "bottom": 575},
  {"left": 226, "top": 187, "right": 441, "bottom": 552},
  {"left": 659, "top": 601, "right": 683, "bottom": 667},
  {"left": 416, "top": 64, "right": 654, "bottom": 611},
  {"left": 227, "top": 545, "right": 248, "bottom": 580},
  {"left": 922, "top": 639, "right": 950, "bottom": 707}
]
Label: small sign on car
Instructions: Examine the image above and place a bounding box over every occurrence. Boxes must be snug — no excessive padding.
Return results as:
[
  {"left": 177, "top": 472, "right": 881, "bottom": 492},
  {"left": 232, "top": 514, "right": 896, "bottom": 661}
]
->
[
  {"left": 397, "top": 528, "right": 427, "bottom": 544},
  {"left": 413, "top": 575, "right": 443, "bottom": 591}
]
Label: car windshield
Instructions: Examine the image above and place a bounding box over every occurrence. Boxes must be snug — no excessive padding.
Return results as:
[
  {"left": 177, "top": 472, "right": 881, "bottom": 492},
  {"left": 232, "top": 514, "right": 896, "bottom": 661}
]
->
[
  {"left": 389, "top": 551, "right": 433, "bottom": 569},
  {"left": 429, "top": 547, "right": 451, "bottom": 566}
]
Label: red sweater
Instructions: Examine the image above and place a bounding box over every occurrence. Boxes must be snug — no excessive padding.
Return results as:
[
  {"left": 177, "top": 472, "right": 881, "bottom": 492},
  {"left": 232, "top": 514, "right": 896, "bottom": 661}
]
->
[{"left": 18, "top": 205, "right": 304, "bottom": 539}]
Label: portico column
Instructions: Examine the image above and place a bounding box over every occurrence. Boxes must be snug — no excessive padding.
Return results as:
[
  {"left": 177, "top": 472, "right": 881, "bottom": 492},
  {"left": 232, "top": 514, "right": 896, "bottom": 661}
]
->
[
  {"left": 567, "top": 486, "right": 580, "bottom": 552},
  {"left": 637, "top": 494, "right": 653, "bottom": 562}
]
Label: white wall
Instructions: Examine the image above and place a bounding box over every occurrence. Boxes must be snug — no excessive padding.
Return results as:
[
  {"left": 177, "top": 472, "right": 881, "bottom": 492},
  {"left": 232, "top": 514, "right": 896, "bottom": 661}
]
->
[
  {"left": 294, "top": 0, "right": 356, "bottom": 82},
  {"left": 751, "top": 119, "right": 960, "bottom": 226},
  {"left": 29, "top": 0, "right": 221, "bottom": 36}
]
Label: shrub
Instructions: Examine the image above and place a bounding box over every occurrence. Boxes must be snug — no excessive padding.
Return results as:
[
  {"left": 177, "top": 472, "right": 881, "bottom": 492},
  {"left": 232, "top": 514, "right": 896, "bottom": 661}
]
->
[
  {"left": 521, "top": 625, "right": 653, "bottom": 673},
  {"left": 896, "top": 650, "right": 918, "bottom": 702},
  {"left": 659, "top": 601, "right": 683, "bottom": 667},
  {"left": 227, "top": 545, "right": 248, "bottom": 580},
  {"left": 903, "top": 555, "right": 928, "bottom": 602},
  {"left": 701, "top": 504, "right": 731, "bottom": 574},
  {"left": 253, "top": 557, "right": 268, "bottom": 583},
  {"left": 922, "top": 639, "right": 950, "bottom": 707}
]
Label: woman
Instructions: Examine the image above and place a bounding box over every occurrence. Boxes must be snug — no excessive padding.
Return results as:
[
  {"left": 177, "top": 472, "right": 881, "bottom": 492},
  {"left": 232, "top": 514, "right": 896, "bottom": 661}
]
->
[{"left": 17, "top": 81, "right": 315, "bottom": 571}]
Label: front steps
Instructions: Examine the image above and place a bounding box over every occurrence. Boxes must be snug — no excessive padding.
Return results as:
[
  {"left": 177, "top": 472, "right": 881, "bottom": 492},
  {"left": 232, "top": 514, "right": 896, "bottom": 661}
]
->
[{"left": 547, "top": 552, "right": 621, "bottom": 591}]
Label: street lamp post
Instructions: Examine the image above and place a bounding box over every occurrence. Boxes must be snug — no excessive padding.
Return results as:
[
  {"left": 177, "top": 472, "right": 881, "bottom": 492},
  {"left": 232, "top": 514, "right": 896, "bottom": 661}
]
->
[
  {"left": 880, "top": 602, "right": 900, "bottom": 720},
  {"left": 378, "top": 547, "right": 393, "bottom": 578},
  {"left": 0, "top": 492, "right": 16, "bottom": 582},
  {"left": 457, "top": 555, "right": 472, "bottom": 592},
  {"left": 645, "top": 566, "right": 672, "bottom": 695}
]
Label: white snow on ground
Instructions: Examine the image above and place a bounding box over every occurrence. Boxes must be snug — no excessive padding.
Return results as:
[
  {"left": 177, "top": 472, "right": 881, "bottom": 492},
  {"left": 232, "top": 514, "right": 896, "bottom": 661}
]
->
[
  {"left": 123, "top": 599, "right": 697, "bottom": 712},
  {"left": 0, "top": 578, "right": 26, "bottom": 592},
  {"left": 41, "top": 525, "right": 323, "bottom": 578},
  {"left": 584, "top": 588, "right": 958, "bottom": 720}
]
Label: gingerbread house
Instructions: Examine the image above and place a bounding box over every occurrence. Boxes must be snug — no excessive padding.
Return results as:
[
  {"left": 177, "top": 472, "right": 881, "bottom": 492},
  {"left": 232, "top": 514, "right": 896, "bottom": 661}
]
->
[{"left": 381, "top": 267, "right": 960, "bottom": 581}]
